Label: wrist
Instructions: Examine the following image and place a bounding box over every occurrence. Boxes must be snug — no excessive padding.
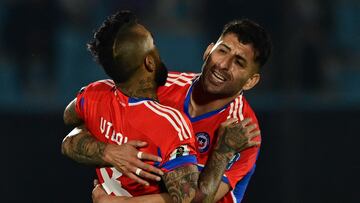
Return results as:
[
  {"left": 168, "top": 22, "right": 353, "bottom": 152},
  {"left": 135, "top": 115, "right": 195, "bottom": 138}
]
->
[
  {"left": 214, "top": 143, "right": 236, "bottom": 160},
  {"left": 101, "top": 143, "right": 113, "bottom": 165}
]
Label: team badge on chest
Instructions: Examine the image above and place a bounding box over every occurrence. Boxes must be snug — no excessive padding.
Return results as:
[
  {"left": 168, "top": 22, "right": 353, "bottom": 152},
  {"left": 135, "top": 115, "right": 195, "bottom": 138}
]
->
[{"left": 196, "top": 132, "right": 210, "bottom": 153}]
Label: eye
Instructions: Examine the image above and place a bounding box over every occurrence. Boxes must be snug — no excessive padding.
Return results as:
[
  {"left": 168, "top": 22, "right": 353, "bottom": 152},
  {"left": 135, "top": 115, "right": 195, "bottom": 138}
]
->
[
  {"left": 236, "top": 60, "right": 244, "bottom": 68},
  {"left": 218, "top": 49, "right": 227, "bottom": 54}
]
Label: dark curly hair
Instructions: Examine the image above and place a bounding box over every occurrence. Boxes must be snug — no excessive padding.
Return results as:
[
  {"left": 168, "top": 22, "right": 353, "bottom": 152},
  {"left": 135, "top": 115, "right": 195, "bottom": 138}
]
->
[
  {"left": 221, "top": 19, "right": 272, "bottom": 69},
  {"left": 87, "top": 10, "right": 142, "bottom": 83}
]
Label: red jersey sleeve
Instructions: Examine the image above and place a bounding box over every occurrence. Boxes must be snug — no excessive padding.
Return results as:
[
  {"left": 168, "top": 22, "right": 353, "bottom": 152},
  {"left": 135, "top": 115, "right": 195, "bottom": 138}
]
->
[
  {"left": 75, "top": 86, "right": 87, "bottom": 120},
  {"left": 74, "top": 79, "right": 115, "bottom": 141}
]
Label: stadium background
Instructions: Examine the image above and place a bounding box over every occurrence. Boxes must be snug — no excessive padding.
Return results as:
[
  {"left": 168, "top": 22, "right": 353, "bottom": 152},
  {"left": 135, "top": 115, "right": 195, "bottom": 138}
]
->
[{"left": 1, "top": 0, "right": 359, "bottom": 202}]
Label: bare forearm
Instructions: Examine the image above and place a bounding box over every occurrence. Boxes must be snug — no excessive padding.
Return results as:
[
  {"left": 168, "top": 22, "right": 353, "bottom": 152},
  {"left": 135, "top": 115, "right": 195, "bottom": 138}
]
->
[
  {"left": 193, "top": 137, "right": 234, "bottom": 203},
  {"left": 162, "top": 165, "right": 199, "bottom": 203},
  {"left": 62, "top": 126, "right": 109, "bottom": 166}
]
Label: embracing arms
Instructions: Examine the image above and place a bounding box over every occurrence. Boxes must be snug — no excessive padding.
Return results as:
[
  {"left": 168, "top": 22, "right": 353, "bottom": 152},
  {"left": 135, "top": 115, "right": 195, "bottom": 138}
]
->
[
  {"left": 62, "top": 98, "right": 260, "bottom": 202},
  {"left": 62, "top": 98, "right": 164, "bottom": 185}
]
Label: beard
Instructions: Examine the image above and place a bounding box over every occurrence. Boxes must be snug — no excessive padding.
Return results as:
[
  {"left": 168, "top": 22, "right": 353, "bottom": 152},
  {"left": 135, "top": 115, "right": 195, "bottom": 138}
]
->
[{"left": 155, "top": 61, "right": 168, "bottom": 86}]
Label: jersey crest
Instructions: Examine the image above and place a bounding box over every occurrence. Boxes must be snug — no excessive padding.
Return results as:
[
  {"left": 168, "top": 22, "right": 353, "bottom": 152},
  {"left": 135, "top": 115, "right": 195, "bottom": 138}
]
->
[{"left": 196, "top": 132, "right": 210, "bottom": 153}]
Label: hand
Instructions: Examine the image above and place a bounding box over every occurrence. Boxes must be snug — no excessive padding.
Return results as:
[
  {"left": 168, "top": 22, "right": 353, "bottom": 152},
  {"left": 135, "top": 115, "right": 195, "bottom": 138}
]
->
[
  {"left": 103, "top": 140, "right": 164, "bottom": 186},
  {"left": 92, "top": 180, "right": 107, "bottom": 203},
  {"left": 92, "top": 180, "right": 129, "bottom": 203},
  {"left": 217, "top": 117, "right": 261, "bottom": 153}
]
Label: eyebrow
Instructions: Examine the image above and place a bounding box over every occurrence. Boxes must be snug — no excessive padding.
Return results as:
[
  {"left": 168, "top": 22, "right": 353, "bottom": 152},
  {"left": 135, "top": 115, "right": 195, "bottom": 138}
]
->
[{"left": 220, "top": 43, "right": 248, "bottom": 65}]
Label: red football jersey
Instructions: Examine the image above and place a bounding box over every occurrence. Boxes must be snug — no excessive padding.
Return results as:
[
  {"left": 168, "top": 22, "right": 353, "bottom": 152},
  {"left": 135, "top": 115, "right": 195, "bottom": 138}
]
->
[
  {"left": 158, "top": 72, "right": 261, "bottom": 203},
  {"left": 75, "top": 79, "right": 197, "bottom": 197}
]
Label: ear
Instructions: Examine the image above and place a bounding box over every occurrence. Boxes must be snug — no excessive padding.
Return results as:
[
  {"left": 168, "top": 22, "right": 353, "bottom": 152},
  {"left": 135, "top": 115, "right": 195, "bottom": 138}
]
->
[
  {"left": 144, "top": 54, "right": 156, "bottom": 72},
  {"left": 203, "top": 43, "right": 215, "bottom": 61},
  {"left": 243, "top": 73, "right": 260, "bottom": 91}
]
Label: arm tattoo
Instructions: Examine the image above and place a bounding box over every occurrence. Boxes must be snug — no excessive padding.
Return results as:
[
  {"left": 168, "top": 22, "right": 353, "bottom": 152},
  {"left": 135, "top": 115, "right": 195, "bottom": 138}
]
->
[
  {"left": 62, "top": 126, "right": 108, "bottom": 166},
  {"left": 162, "top": 165, "right": 199, "bottom": 203},
  {"left": 194, "top": 128, "right": 237, "bottom": 203}
]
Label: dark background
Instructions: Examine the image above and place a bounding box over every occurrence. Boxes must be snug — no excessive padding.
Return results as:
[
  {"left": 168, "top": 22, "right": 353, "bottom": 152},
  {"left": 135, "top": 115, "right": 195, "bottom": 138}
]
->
[{"left": 1, "top": 0, "right": 359, "bottom": 202}]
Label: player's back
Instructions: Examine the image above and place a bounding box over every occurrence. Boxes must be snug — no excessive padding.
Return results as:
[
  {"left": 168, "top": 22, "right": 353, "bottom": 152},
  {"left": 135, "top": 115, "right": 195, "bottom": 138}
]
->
[{"left": 75, "top": 80, "right": 197, "bottom": 196}]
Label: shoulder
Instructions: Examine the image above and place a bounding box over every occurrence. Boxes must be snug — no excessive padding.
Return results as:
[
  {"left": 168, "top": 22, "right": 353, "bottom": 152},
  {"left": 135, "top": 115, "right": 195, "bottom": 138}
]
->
[
  {"left": 78, "top": 79, "right": 115, "bottom": 98},
  {"left": 84, "top": 79, "right": 115, "bottom": 91},
  {"left": 158, "top": 72, "right": 199, "bottom": 103},
  {"left": 164, "top": 71, "right": 199, "bottom": 87},
  {"left": 226, "top": 94, "right": 258, "bottom": 123},
  {"left": 137, "top": 100, "right": 194, "bottom": 141}
]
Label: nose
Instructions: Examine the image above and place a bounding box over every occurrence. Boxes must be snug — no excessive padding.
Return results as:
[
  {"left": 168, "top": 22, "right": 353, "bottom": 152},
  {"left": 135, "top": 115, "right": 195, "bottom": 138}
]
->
[{"left": 216, "top": 55, "right": 232, "bottom": 70}]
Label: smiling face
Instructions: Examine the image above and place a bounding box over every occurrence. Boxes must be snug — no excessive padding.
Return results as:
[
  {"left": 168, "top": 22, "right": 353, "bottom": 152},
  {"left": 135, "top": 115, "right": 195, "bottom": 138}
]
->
[{"left": 200, "top": 33, "right": 260, "bottom": 97}]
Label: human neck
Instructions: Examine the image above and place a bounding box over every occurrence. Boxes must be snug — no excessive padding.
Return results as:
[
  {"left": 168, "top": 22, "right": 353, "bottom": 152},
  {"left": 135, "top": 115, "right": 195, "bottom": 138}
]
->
[
  {"left": 188, "top": 82, "right": 240, "bottom": 117},
  {"left": 116, "top": 76, "right": 158, "bottom": 101}
]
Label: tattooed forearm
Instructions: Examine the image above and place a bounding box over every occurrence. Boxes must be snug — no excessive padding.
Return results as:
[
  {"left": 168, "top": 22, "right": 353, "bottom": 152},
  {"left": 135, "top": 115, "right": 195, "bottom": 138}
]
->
[
  {"left": 193, "top": 127, "right": 238, "bottom": 203},
  {"left": 196, "top": 151, "right": 233, "bottom": 202},
  {"left": 162, "top": 165, "right": 199, "bottom": 203},
  {"left": 62, "top": 126, "right": 108, "bottom": 166}
]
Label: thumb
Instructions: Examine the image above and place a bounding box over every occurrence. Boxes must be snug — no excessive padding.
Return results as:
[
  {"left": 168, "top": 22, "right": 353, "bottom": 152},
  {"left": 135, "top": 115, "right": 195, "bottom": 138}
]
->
[
  {"left": 93, "top": 179, "right": 99, "bottom": 187},
  {"left": 127, "top": 140, "right": 148, "bottom": 148}
]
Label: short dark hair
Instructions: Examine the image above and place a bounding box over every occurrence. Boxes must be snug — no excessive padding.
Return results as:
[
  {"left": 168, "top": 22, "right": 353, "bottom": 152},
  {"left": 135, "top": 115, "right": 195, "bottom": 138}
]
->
[
  {"left": 87, "top": 10, "right": 141, "bottom": 83},
  {"left": 221, "top": 19, "right": 272, "bottom": 68}
]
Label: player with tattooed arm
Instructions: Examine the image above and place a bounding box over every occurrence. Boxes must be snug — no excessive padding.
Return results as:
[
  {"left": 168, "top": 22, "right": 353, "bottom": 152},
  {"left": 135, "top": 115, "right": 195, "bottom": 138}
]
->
[{"left": 63, "top": 11, "right": 271, "bottom": 203}]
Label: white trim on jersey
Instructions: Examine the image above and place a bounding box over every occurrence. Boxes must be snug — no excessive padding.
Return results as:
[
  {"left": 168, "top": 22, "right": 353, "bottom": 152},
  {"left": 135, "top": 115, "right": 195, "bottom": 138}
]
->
[
  {"left": 153, "top": 102, "right": 192, "bottom": 139},
  {"left": 167, "top": 74, "right": 195, "bottom": 82},
  {"left": 165, "top": 72, "right": 199, "bottom": 87},
  {"left": 165, "top": 78, "right": 192, "bottom": 87},
  {"left": 227, "top": 95, "right": 244, "bottom": 121},
  {"left": 168, "top": 72, "right": 197, "bottom": 78},
  {"left": 99, "top": 167, "right": 133, "bottom": 197},
  {"left": 128, "top": 100, "right": 148, "bottom": 106},
  {"left": 144, "top": 102, "right": 186, "bottom": 141},
  {"left": 233, "top": 97, "right": 239, "bottom": 119},
  {"left": 230, "top": 191, "right": 238, "bottom": 203},
  {"left": 227, "top": 102, "right": 234, "bottom": 119},
  {"left": 98, "top": 79, "right": 115, "bottom": 87},
  {"left": 238, "top": 95, "right": 244, "bottom": 121}
]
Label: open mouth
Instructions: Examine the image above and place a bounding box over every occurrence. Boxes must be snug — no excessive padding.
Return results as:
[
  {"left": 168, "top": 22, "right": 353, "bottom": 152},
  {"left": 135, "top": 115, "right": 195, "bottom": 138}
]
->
[{"left": 210, "top": 70, "right": 227, "bottom": 83}]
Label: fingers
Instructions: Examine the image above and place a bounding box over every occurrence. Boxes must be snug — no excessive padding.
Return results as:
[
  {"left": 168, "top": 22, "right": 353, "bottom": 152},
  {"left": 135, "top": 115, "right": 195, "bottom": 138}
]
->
[
  {"left": 93, "top": 179, "right": 99, "bottom": 187},
  {"left": 244, "top": 123, "right": 257, "bottom": 133},
  {"left": 248, "top": 141, "right": 261, "bottom": 148},
  {"left": 138, "top": 151, "right": 162, "bottom": 162},
  {"left": 134, "top": 158, "right": 164, "bottom": 176},
  {"left": 126, "top": 171, "right": 150, "bottom": 186},
  {"left": 224, "top": 117, "right": 239, "bottom": 125},
  {"left": 132, "top": 165, "right": 162, "bottom": 182},
  {"left": 248, "top": 129, "right": 261, "bottom": 140},
  {"left": 127, "top": 140, "right": 148, "bottom": 148},
  {"left": 239, "top": 117, "right": 252, "bottom": 127}
]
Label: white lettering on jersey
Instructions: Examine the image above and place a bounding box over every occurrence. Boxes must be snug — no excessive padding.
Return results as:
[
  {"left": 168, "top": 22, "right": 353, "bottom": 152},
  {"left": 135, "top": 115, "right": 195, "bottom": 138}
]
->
[
  {"left": 100, "top": 117, "right": 107, "bottom": 133},
  {"left": 100, "top": 117, "right": 128, "bottom": 145},
  {"left": 99, "top": 167, "right": 132, "bottom": 197},
  {"left": 105, "top": 122, "right": 113, "bottom": 139}
]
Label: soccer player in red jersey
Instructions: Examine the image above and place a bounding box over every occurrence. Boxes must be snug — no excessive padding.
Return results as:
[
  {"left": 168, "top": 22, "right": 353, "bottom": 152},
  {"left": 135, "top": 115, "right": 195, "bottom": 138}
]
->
[
  {"left": 62, "top": 11, "right": 261, "bottom": 203},
  {"left": 93, "top": 19, "right": 271, "bottom": 203},
  {"left": 63, "top": 10, "right": 200, "bottom": 201},
  {"left": 154, "top": 22, "right": 273, "bottom": 201}
]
